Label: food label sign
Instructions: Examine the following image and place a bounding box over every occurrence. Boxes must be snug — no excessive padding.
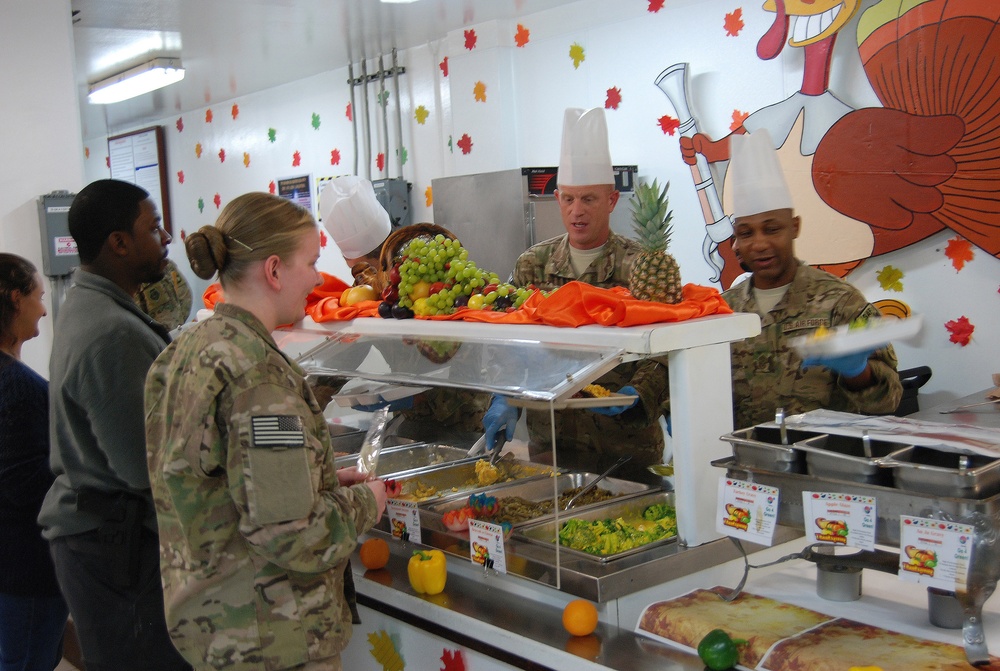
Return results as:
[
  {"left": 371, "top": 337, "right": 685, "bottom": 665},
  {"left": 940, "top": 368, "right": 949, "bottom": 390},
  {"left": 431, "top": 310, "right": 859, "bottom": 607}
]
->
[
  {"left": 716, "top": 477, "right": 779, "bottom": 545},
  {"left": 468, "top": 519, "right": 506, "bottom": 574},
  {"left": 897, "top": 515, "right": 972, "bottom": 590},
  {"left": 801, "top": 491, "right": 877, "bottom": 551},
  {"left": 386, "top": 500, "right": 421, "bottom": 545}
]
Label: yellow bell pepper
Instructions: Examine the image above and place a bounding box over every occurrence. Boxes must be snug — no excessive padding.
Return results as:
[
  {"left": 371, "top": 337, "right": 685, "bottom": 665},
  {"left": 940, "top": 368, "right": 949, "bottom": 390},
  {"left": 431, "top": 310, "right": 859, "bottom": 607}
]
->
[{"left": 407, "top": 549, "right": 447, "bottom": 595}]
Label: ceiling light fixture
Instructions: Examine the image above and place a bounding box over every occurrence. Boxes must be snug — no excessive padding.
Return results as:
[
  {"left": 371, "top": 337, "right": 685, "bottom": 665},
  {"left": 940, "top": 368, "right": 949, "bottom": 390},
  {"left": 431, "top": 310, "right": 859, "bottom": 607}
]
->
[{"left": 87, "top": 57, "right": 185, "bottom": 105}]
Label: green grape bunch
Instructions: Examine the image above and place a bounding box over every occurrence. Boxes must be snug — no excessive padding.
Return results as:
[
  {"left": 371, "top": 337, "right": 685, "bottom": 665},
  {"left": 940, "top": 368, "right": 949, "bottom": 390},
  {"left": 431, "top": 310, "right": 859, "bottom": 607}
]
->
[{"left": 377, "top": 234, "right": 536, "bottom": 319}]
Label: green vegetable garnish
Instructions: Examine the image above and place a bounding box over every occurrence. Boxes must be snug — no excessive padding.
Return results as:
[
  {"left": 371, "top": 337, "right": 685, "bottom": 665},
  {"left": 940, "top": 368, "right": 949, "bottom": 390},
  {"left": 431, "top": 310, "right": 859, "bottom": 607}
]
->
[{"left": 697, "top": 628, "right": 747, "bottom": 670}]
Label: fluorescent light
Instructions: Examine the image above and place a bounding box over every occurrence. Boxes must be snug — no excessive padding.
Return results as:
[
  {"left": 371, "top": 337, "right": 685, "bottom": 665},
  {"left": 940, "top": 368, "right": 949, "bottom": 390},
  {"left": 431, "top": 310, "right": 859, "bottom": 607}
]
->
[{"left": 88, "top": 57, "right": 185, "bottom": 105}]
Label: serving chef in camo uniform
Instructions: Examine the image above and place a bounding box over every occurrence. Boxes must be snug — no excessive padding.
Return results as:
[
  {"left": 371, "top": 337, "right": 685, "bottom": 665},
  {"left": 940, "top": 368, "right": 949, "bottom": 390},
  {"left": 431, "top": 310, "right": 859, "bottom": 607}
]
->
[
  {"left": 483, "top": 108, "right": 671, "bottom": 480},
  {"left": 721, "top": 129, "right": 902, "bottom": 429},
  {"left": 144, "top": 192, "right": 388, "bottom": 671}
]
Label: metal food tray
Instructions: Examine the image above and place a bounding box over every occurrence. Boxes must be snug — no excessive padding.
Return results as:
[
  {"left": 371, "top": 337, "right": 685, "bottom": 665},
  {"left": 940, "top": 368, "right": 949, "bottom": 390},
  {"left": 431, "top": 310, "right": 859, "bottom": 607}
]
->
[
  {"left": 713, "top": 456, "right": 1000, "bottom": 546},
  {"left": 334, "top": 443, "right": 476, "bottom": 475},
  {"left": 422, "top": 473, "right": 656, "bottom": 530},
  {"left": 795, "top": 434, "right": 911, "bottom": 485},
  {"left": 886, "top": 447, "right": 1000, "bottom": 499},
  {"left": 388, "top": 457, "right": 557, "bottom": 504},
  {"left": 328, "top": 423, "right": 414, "bottom": 456},
  {"left": 515, "top": 491, "right": 677, "bottom": 564},
  {"left": 721, "top": 426, "right": 826, "bottom": 474}
]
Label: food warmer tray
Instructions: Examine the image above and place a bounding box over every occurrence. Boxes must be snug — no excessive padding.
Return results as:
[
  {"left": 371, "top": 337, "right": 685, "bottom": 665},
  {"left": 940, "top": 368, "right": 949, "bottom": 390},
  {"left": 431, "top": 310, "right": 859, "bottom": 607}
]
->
[
  {"left": 515, "top": 491, "right": 677, "bottom": 564},
  {"left": 382, "top": 457, "right": 557, "bottom": 504},
  {"left": 333, "top": 442, "right": 479, "bottom": 475},
  {"left": 886, "top": 446, "right": 1000, "bottom": 499},
  {"left": 422, "top": 473, "right": 658, "bottom": 531},
  {"left": 721, "top": 426, "right": 826, "bottom": 474},
  {"left": 794, "top": 433, "right": 912, "bottom": 486},
  {"left": 713, "top": 456, "right": 1000, "bottom": 546}
]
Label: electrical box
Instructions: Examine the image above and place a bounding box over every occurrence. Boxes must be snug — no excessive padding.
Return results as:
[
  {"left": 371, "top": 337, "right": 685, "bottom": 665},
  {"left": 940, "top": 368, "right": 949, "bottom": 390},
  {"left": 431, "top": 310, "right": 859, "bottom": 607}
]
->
[
  {"left": 37, "top": 191, "right": 78, "bottom": 277},
  {"left": 372, "top": 178, "right": 411, "bottom": 230}
]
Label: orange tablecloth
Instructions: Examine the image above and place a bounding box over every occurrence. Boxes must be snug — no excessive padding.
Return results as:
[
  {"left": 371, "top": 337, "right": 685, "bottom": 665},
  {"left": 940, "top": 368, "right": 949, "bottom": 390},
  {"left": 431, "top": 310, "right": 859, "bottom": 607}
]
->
[{"left": 203, "top": 274, "right": 732, "bottom": 328}]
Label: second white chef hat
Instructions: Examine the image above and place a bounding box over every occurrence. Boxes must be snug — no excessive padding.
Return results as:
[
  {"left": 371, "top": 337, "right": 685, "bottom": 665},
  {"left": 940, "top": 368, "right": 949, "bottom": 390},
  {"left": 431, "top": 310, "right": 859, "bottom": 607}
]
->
[
  {"left": 729, "top": 129, "right": 794, "bottom": 219},
  {"left": 319, "top": 176, "right": 391, "bottom": 259},
  {"left": 557, "top": 108, "right": 614, "bottom": 187}
]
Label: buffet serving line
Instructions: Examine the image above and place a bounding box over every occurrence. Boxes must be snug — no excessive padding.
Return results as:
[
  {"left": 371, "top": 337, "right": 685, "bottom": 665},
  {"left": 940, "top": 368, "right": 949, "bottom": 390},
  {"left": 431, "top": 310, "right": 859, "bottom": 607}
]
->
[{"left": 272, "top": 313, "right": 1000, "bottom": 670}]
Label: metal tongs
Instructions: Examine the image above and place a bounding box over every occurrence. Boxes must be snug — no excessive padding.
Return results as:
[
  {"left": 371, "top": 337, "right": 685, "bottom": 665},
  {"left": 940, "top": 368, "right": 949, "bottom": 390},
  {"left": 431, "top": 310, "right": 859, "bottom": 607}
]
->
[
  {"left": 564, "top": 455, "right": 631, "bottom": 510},
  {"left": 775, "top": 407, "right": 788, "bottom": 445}
]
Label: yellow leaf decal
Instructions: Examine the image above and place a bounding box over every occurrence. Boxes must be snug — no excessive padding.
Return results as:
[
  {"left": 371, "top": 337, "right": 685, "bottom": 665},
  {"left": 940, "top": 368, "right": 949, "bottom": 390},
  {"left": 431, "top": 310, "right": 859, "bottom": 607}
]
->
[
  {"left": 425, "top": 186, "right": 433, "bottom": 207},
  {"left": 368, "top": 630, "right": 405, "bottom": 671},
  {"left": 876, "top": 265, "right": 904, "bottom": 292},
  {"left": 415, "top": 105, "right": 430, "bottom": 125},
  {"left": 473, "top": 81, "right": 487, "bottom": 102},
  {"left": 569, "top": 42, "right": 585, "bottom": 69},
  {"left": 195, "top": 143, "right": 203, "bottom": 158}
]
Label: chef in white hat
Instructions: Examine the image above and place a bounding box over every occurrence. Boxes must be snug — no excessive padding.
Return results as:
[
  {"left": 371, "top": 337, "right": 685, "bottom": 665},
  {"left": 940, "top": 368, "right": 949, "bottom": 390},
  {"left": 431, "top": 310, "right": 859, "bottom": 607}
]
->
[
  {"left": 319, "top": 176, "right": 391, "bottom": 268},
  {"left": 722, "top": 129, "right": 902, "bottom": 429},
  {"left": 482, "top": 108, "right": 670, "bottom": 481}
]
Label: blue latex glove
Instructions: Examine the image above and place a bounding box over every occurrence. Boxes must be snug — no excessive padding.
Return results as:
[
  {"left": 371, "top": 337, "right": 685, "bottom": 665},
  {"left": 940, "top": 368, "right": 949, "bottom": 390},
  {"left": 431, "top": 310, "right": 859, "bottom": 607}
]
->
[
  {"left": 588, "top": 385, "right": 639, "bottom": 416},
  {"left": 483, "top": 396, "right": 519, "bottom": 450},
  {"left": 351, "top": 395, "right": 415, "bottom": 413},
  {"left": 802, "top": 351, "right": 870, "bottom": 378}
]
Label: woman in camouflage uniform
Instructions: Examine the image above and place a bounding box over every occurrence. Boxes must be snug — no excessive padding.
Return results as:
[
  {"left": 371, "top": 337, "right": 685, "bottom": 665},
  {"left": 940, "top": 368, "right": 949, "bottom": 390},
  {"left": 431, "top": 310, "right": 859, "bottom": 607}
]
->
[{"left": 145, "top": 193, "right": 388, "bottom": 671}]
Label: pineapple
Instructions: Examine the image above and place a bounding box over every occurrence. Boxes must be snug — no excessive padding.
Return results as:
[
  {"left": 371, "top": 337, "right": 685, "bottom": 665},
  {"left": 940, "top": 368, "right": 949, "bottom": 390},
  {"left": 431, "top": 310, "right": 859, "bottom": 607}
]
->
[{"left": 628, "top": 179, "right": 682, "bottom": 303}]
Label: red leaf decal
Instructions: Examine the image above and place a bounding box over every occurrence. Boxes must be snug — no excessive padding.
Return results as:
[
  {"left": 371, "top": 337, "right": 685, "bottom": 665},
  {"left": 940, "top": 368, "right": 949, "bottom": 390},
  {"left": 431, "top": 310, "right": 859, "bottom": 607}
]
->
[
  {"left": 84, "top": 147, "right": 90, "bottom": 159},
  {"left": 319, "top": 229, "right": 328, "bottom": 248},
  {"left": 292, "top": 151, "right": 301, "bottom": 167},
  {"left": 218, "top": 148, "right": 226, "bottom": 163},
  {"left": 331, "top": 148, "right": 341, "bottom": 165},
  {"left": 440, "top": 648, "right": 467, "bottom": 671},
  {"left": 177, "top": 171, "right": 185, "bottom": 184},
  {"left": 105, "top": 156, "right": 110, "bottom": 168},
  {"left": 268, "top": 181, "right": 276, "bottom": 194},
  {"left": 730, "top": 110, "right": 750, "bottom": 132},
  {"left": 605, "top": 87, "right": 622, "bottom": 110},
  {"left": 205, "top": 109, "right": 214, "bottom": 123},
  {"left": 457, "top": 133, "right": 473, "bottom": 155},
  {"left": 945, "top": 237, "right": 974, "bottom": 271},
  {"left": 724, "top": 8, "right": 744, "bottom": 36},
  {"left": 213, "top": 193, "right": 222, "bottom": 209},
  {"left": 944, "top": 316, "right": 975, "bottom": 346},
  {"left": 175, "top": 117, "right": 184, "bottom": 133},
  {"left": 231, "top": 103, "right": 239, "bottom": 120},
  {"left": 657, "top": 115, "right": 680, "bottom": 135},
  {"left": 179, "top": 229, "right": 186, "bottom": 242},
  {"left": 464, "top": 29, "right": 477, "bottom": 50},
  {"left": 376, "top": 153, "right": 385, "bottom": 172},
  {"left": 648, "top": 0, "right": 665, "bottom": 11},
  {"left": 440, "top": 57, "right": 449, "bottom": 77},
  {"left": 515, "top": 24, "right": 530, "bottom": 47},
  {"left": 346, "top": 102, "right": 352, "bottom": 121}
]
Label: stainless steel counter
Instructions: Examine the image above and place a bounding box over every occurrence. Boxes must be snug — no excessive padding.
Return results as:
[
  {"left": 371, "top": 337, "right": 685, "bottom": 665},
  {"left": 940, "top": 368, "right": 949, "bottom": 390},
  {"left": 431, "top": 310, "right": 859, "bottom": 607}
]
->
[{"left": 910, "top": 387, "right": 1000, "bottom": 429}]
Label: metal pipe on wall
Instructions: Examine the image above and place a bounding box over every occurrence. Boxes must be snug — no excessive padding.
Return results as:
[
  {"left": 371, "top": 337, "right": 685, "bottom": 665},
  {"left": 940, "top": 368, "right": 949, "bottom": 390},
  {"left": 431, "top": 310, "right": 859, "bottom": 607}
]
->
[
  {"left": 361, "top": 58, "right": 372, "bottom": 180},
  {"left": 392, "top": 48, "right": 404, "bottom": 179},
  {"left": 378, "top": 53, "right": 390, "bottom": 179},
  {"left": 348, "top": 61, "right": 359, "bottom": 177}
]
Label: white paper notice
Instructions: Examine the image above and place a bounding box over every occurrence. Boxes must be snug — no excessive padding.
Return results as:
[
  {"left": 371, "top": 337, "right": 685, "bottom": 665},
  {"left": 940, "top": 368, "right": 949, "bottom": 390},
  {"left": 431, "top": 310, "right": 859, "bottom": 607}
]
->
[
  {"left": 716, "top": 476, "right": 780, "bottom": 545},
  {"left": 468, "top": 519, "right": 507, "bottom": 574},
  {"left": 897, "top": 515, "right": 972, "bottom": 590},
  {"left": 386, "top": 500, "right": 421, "bottom": 545},
  {"left": 801, "top": 492, "right": 877, "bottom": 551}
]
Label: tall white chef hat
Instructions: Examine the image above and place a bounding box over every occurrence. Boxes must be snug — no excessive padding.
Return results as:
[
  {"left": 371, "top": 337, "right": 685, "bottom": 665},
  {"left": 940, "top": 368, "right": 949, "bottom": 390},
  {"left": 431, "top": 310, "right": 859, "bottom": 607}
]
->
[
  {"left": 557, "top": 108, "right": 615, "bottom": 187},
  {"left": 729, "top": 128, "right": 794, "bottom": 219},
  {"left": 319, "top": 176, "right": 391, "bottom": 259}
]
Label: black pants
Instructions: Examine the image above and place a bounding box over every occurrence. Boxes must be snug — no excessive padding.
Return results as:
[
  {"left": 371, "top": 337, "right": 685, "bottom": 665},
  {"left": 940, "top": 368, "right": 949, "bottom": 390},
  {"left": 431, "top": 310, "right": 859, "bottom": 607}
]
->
[{"left": 50, "top": 529, "right": 192, "bottom": 671}]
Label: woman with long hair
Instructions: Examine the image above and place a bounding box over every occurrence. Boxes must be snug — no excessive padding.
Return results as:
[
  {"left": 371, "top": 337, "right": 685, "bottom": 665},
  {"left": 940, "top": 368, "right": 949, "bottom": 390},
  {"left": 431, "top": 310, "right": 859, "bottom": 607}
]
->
[{"left": 145, "top": 193, "right": 387, "bottom": 671}]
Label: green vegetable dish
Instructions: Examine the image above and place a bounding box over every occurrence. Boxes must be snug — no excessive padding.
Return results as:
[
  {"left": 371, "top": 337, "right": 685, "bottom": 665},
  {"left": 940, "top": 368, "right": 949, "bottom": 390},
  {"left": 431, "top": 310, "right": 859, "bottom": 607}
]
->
[{"left": 557, "top": 503, "right": 678, "bottom": 556}]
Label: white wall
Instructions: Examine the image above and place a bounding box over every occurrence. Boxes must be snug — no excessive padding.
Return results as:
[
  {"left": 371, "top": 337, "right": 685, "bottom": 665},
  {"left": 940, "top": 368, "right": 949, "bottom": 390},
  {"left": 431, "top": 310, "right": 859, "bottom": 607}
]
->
[
  {"left": 1, "top": 0, "right": 86, "bottom": 376},
  {"left": 80, "top": 0, "right": 999, "bottom": 405}
]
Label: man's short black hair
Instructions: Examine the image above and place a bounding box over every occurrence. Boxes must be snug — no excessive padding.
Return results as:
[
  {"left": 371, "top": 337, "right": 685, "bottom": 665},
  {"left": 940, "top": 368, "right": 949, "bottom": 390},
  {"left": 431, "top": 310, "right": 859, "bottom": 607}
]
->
[{"left": 68, "top": 179, "right": 150, "bottom": 263}]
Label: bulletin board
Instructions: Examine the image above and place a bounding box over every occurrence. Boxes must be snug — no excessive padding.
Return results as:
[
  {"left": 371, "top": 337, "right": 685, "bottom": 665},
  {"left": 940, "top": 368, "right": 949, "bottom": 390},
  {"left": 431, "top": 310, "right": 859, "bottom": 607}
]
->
[{"left": 108, "top": 125, "right": 173, "bottom": 234}]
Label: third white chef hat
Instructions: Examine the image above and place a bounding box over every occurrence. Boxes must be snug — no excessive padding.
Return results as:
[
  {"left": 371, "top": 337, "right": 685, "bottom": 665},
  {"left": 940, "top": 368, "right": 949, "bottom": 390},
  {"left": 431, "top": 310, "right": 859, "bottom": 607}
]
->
[
  {"left": 729, "top": 129, "right": 794, "bottom": 219},
  {"left": 557, "top": 108, "right": 615, "bottom": 187},
  {"left": 319, "top": 176, "right": 391, "bottom": 259}
]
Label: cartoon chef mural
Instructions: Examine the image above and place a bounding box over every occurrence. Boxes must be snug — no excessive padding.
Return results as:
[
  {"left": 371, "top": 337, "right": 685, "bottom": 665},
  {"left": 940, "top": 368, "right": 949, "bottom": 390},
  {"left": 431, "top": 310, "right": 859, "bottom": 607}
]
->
[{"left": 662, "top": 0, "right": 1000, "bottom": 290}]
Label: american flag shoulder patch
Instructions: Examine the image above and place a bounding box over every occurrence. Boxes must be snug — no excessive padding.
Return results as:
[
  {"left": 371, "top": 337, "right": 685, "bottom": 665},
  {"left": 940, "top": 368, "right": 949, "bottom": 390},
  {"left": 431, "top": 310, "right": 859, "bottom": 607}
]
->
[{"left": 251, "top": 415, "right": 305, "bottom": 448}]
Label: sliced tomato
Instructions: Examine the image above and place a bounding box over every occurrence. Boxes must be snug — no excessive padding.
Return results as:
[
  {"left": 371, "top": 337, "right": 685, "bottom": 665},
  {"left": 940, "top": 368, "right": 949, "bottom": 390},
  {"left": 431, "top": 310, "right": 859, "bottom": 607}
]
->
[{"left": 442, "top": 506, "right": 476, "bottom": 531}]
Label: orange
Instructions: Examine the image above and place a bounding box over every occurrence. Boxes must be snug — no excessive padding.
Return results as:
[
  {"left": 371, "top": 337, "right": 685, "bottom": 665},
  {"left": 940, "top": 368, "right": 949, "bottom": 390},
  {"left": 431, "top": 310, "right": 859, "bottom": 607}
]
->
[
  {"left": 359, "top": 537, "right": 390, "bottom": 570},
  {"left": 562, "top": 599, "right": 599, "bottom": 637}
]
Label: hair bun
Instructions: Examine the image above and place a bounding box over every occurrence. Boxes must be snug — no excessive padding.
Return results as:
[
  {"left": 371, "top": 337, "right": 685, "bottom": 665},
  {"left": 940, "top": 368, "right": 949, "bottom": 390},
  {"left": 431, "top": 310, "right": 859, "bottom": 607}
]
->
[{"left": 186, "top": 226, "right": 229, "bottom": 279}]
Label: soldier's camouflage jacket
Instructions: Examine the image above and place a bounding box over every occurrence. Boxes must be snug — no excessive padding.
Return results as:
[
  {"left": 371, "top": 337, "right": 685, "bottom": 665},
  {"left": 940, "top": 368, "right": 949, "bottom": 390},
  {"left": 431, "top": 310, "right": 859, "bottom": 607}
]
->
[
  {"left": 145, "top": 302, "right": 379, "bottom": 671},
  {"left": 512, "top": 233, "right": 669, "bottom": 475},
  {"left": 722, "top": 263, "right": 903, "bottom": 429}
]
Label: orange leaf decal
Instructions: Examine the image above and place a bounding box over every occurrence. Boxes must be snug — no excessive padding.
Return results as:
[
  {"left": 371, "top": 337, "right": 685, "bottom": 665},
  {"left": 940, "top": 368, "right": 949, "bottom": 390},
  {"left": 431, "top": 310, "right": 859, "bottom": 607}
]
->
[
  {"left": 569, "top": 43, "right": 586, "bottom": 69},
  {"left": 464, "top": 29, "right": 477, "bottom": 50},
  {"left": 473, "top": 81, "right": 487, "bottom": 102},
  {"left": 648, "top": 0, "right": 665, "bottom": 11},
  {"left": 457, "top": 133, "right": 473, "bottom": 155},
  {"left": 331, "top": 148, "right": 341, "bottom": 165},
  {"left": 243, "top": 152, "right": 250, "bottom": 168},
  {"left": 944, "top": 316, "right": 974, "bottom": 346},
  {"left": 945, "top": 237, "right": 974, "bottom": 271},
  {"left": 605, "top": 87, "right": 622, "bottom": 110},
  {"left": 231, "top": 103, "right": 239, "bottom": 120},
  {"left": 84, "top": 146, "right": 90, "bottom": 159},
  {"left": 425, "top": 186, "right": 433, "bottom": 207},
  {"left": 730, "top": 110, "right": 750, "bottom": 132},
  {"left": 292, "top": 151, "right": 301, "bottom": 167},
  {"left": 205, "top": 109, "right": 214, "bottom": 123},
  {"left": 195, "top": 143, "right": 203, "bottom": 158},
  {"left": 657, "top": 115, "right": 680, "bottom": 135},
  {"left": 440, "top": 57, "right": 449, "bottom": 77},
  {"left": 724, "top": 8, "right": 744, "bottom": 36},
  {"left": 515, "top": 24, "right": 530, "bottom": 47}
]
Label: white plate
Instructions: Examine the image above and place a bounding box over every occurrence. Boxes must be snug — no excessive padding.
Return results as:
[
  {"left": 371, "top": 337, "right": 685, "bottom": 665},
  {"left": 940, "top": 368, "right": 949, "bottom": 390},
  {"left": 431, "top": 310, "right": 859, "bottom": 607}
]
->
[
  {"left": 509, "top": 393, "right": 639, "bottom": 411},
  {"left": 333, "top": 382, "right": 431, "bottom": 407},
  {"left": 790, "top": 315, "right": 923, "bottom": 358}
]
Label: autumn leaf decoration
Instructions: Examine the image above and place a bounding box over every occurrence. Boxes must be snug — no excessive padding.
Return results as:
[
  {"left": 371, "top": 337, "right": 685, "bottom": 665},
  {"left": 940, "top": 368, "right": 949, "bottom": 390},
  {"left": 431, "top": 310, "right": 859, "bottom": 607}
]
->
[
  {"left": 425, "top": 186, "right": 433, "bottom": 207},
  {"left": 268, "top": 128, "right": 277, "bottom": 143},
  {"left": 441, "top": 648, "right": 466, "bottom": 671},
  {"left": 657, "top": 115, "right": 680, "bottom": 135},
  {"left": 368, "top": 630, "right": 404, "bottom": 671},
  {"left": 877, "top": 265, "right": 904, "bottom": 292},
  {"left": 231, "top": 103, "right": 239, "bottom": 120},
  {"left": 464, "top": 29, "right": 477, "bottom": 50},
  {"left": 473, "top": 81, "right": 487, "bottom": 102},
  {"left": 945, "top": 316, "right": 975, "bottom": 346},
  {"left": 569, "top": 42, "right": 586, "bottom": 69},
  {"left": 292, "top": 151, "right": 301, "bottom": 167},
  {"left": 515, "top": 24, "right": 530, "bottom": 47},
  {"left": 175, "top": 117, "right": 184, "bottom": 132},
  {"left": 730, "top": 110, "right": 750, "bottom": 132},
  {"left": 330, "top": 149, "right": 341, "bottom": 165},
  {"left": 648, "top": 0, "right": 665, "bottom": 11},
  {"left": 724, "top": 8, "right": 745, "bottom": 36},
  {"left": 415, "top": 105, "right": 430, "bottom": 125},
  {"left": 457, "top": 134, "right": 473, "bottom": 155},
  {"left": 945, "top": 237, "right": 974, "bottom": 271},
  {"left": 311, "top": 112, "right": 321, "bottom": 130},
  {"left": 205, "top": 109, "right": 214, "bottom": 123},
  {"left": 605, "top": 87, "right": 622, "bottom": 110}
]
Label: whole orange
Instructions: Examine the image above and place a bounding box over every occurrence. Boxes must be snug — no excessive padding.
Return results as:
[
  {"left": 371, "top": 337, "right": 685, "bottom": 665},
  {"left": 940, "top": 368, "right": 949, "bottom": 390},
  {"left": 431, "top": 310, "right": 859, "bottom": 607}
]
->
[
  {"left": 359, "top": 537, "right": 390, "bottom": 570},
  {"left": 562, "top": 599, "right": 599, "bottom": 637}
]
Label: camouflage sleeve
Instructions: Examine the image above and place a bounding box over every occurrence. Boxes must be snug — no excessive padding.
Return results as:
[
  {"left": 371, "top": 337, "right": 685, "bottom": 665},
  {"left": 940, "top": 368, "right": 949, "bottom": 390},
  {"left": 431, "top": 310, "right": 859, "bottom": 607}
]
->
[
  {"left": 228, "top": 382, "right": 377, "bottom": 574},
  {"left": 617, "top": 355, "right": 670, "bottom": 427},
  {"left": 512, "top": 247, "right": 546, "bottom": 287}
]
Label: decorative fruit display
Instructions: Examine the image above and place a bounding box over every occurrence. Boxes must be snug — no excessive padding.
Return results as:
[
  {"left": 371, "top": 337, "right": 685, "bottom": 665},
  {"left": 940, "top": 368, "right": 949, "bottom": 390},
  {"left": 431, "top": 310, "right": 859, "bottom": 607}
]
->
[
  {"left": 377, "top": 233, "right": 536, "bottom": 319},
  {"left": 562, "top": 599, "right": 599, "bottom": 637},
  {"left": 628, "top": 179, "right": 682, "bottom": 304},
  {"left": 407, "top": 549, "right": 447, "bottom": 595},
  {"left": 359, "top": 537, "right": 390, "bottom": 570},
  {"left": 340, "top": 284, "right": 377, "bottom": 306}
]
